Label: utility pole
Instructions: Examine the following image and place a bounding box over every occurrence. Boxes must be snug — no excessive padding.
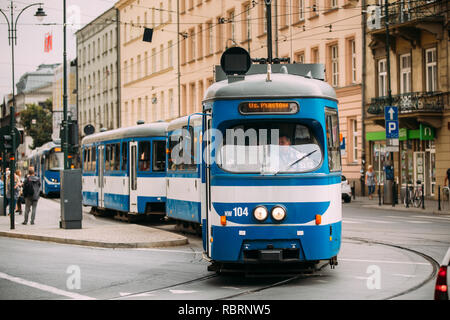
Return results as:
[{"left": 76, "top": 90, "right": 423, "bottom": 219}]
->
[
  {"left": 63, "top": 0, "right": 69, "bottom": 170},
  {"left": 265, "top": 0, "right": 273, "bottom": 64},
  {"left": 0, "top": 1, "right": 46, "bottom": 229}
]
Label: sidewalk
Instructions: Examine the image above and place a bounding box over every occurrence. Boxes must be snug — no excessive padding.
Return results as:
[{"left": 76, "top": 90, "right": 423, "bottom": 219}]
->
[
  {"left": 0, "top": 197, "right": 188, "bottom": 248},
  {"left": 346, "top": 195, "right": 450, "bottom": 215}
]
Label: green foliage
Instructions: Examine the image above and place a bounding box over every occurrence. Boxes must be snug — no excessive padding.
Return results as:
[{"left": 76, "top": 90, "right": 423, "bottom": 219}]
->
[{"left": 19, "top": 98, "right": 53, "bottom": 150}]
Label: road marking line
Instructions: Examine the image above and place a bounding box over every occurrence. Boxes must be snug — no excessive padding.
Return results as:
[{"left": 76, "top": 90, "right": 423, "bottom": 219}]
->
[
  {"left": 169, "top": 289, "right": 198, "bottom": 294},
  {"left": 344, "top": 218, "right": 393, "bottom": 224},
  {"left": 339, "top": 258, "right": 429, "bottom": 266},
  {"left": 405, "top": 220, "right": 432, "bottom": 224},
  {"left": 392, "top": 274, "right": 416, "bottom": 278},
  {"left": 342, "top": 220, "right": 363, "bottom": 224},
  {"left": 0, "top": 272, "right": 95, "bottom": 300},
  {"left": 413, "top": 215, "right": 450, "bottom": 221}
]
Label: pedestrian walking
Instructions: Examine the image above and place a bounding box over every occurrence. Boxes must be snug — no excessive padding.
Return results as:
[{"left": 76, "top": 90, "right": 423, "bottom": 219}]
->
[
  {"left": 365, "top": 165, "right": 377, "bottom": 200},
  {"left": 15, "top": 169, "right": 23, "bottom": 215},
  {"left": 22, "top": 167, "right": 41, "bottom": 225}
]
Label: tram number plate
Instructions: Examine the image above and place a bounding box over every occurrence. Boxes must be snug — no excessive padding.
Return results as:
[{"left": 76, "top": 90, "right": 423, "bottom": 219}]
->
[{"left": 226, "top": 207, "right": 248, "bottom": 217}]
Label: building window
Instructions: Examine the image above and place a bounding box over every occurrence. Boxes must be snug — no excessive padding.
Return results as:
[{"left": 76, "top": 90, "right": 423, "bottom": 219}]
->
[
  {"left": 168, "top": 41, "right": 173, "bottom": 67},
  {"left": 331, "top": 45, "right": 339, "bottom": 87},
  {"left": 152, "top": 48, "right": 156, "bottom": 73},
  {"left": 169, "top": 89, "right": 174, "bottom": 119},
  {"left": 124, "top": 60, "right": 128, "bottom": 83},
  {"left": 206, "top": 21, "right": 213, "bottom": 54},
  {"left": 311, "top": 47, "right": 319, "bottom": 63},
  {"left": 399, "top": 53, "right": 411, "bottom": 94},
  {"left": 351, "top": 39, "right": 357, "bottom": 83},
  {"left": 243, "top": 3, "right": 251, "bottom": 40},
  {"left": 189, "top": 28, "right": 195, "bottom": 61},
  {"left": 197, "top": 24, "right": 203, "bottom": 58},
  {"left": 298, "top": 0, "right": 305, "bottom": 21},
  {"left": 377, "top": 58, "right": 387, "bottom": 97},
  {"left": 425, "top": 47, "right": 437, "bottom": 92},
  {"left": 295, "top": 51, "right": 305, "bottom": 64},
  {"left": 160, "top": 44, "right": 164, "bottom": 69},
  {"left": 351, "top": 118, "right": 358, "bottom": 162},
  {"left": 144, "top": 51, "right": 148, "bottom": 76},
  {"left": 137, "top": 55, "right": 141, "bottom": 79}
]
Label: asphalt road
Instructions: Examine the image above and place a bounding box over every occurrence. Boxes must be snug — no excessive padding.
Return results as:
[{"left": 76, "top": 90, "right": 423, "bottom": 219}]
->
[{"left": 0, "top": 204, "right": 449, "bottom": 300}]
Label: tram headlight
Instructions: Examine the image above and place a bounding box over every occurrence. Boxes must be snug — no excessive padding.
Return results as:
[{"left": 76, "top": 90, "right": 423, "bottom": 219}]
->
[
  {"left": 271, "top": 206, "right": 286, "bottom": 221},
  {"left": 253, "top": 206, "right": 268, "bottom": 221}
]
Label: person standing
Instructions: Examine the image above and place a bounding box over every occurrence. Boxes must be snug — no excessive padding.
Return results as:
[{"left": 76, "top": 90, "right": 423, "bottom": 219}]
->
[
  {"left": 15, "top": 169, "right": 23, "bottom": 215},
  {"left": 22, "top": 167, "right": 41, "bottom": 225},
  {"left": 365, "top": 165, "right": 377, "bottom": 200},
  {"left": 5, "top": 169, "right": 20, "bottom": 215}
]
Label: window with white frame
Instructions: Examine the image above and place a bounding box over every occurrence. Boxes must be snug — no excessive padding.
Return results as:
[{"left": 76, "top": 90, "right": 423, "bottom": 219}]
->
[
  {"left": 351, "top": 39, "right": 357, "bottom": 83},
  {"left": 399, "top": 53, "right": 411, "bottom": 94},
  {"left": 378, "top": 58, "right": 387, "bottom": 97},
  {"left": 425, "top": 47, "right": 437, "bottom": 92},
  {"left": 299, "top": 0, "right": 305, "bottom": 20},
  {"left": 331, "top": 45, "right": 339, "bottom": 87},
  {"left": 168, "top": 41, "right": 173, "bottom": 67},
  {"left": 351, "top": 119, "right": 358, "bottom": 162}
]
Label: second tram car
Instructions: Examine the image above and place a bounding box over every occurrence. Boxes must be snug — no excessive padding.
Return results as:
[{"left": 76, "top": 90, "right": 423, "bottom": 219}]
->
[{"left": 81, "top": 122, "right": 168, "bottom": 217}]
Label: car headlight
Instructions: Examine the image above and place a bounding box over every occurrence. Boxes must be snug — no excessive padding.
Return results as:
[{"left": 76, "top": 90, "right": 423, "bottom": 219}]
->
[
  {"left": 271, "top": 206, "right": 286, "bottom": 221},
  {"left": 253, "top": 206, "right": 268, "bottom": 221}
]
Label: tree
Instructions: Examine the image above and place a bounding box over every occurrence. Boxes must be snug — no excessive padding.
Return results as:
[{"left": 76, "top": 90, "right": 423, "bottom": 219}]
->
[{"left": 19, "top": 98, "right": 53, "bottom": 150}]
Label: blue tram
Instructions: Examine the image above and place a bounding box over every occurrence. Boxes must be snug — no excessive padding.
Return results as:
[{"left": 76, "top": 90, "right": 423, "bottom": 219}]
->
[
  {"left": 195, "top": 50, "right": 342, "bottom": 268},
  {"left": 28, "top": 140, "right": 64, "bottom": 196},
  {"left": 81, "top": 122, "right": 168, "bottom": 216}
]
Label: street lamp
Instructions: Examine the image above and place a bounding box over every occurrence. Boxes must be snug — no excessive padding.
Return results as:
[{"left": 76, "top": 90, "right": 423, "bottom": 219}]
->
[{"left": 0, "top": 1, "right": 46, "bottom": 229}]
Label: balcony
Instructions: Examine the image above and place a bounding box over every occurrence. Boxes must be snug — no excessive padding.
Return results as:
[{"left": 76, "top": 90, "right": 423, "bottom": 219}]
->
[{"left": 367, "top": 91, "right": 448, "bottom": 128}]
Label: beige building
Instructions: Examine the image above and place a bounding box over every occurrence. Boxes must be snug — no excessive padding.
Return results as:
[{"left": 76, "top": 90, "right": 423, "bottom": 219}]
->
[
  {"left": 76, "top": 7, "right": 120, "bottom": 136},
  {"left": 116, "top": 0, "right": 179, "bottom": 127},
  {"left": 363, "top": 0, "right": 449, "bottom": 198}
]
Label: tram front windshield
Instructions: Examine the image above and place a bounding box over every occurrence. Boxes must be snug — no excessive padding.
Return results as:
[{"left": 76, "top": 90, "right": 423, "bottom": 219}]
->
[
  {"left": 47, "top": 151, "right": 64, "bottom": 171},
  {"left": 218, "top": 122, "right": 322, "bottom": 174}
]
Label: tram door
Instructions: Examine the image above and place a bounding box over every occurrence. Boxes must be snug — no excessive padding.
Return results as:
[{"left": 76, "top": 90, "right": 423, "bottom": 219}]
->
[
  {"left": 98, "top": 145, "right": 105, "bottom": 208},
  {"left": 203, "top": 114, "right": 212, "bottom": 257},
  {"left": 129, "top": 141, "right": 138, "bottom": 213}
]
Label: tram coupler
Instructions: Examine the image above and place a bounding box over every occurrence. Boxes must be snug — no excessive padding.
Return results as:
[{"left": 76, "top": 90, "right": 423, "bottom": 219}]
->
[{"left": 329, "top": 256, "right": 338, "bottom": 269}]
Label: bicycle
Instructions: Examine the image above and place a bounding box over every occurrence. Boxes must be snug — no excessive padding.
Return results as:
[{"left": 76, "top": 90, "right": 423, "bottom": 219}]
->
[{"left": 404, "top": 180, "right": 423, "bottom": 208}]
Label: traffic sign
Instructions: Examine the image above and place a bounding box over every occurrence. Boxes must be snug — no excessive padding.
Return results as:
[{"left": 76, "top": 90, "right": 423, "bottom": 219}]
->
[{"left": 384, "top": 106, "right": 399, "bottom": 139}]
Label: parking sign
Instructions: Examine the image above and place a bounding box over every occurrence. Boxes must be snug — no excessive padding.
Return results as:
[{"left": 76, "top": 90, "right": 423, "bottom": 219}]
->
[{"left": 384, "top": 106, "right": 399, "bottom": 139}]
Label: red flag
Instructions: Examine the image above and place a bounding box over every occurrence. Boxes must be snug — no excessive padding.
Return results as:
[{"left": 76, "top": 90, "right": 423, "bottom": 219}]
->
[{"left": 44, "top": 33, "right": 52, "bottom": 53}]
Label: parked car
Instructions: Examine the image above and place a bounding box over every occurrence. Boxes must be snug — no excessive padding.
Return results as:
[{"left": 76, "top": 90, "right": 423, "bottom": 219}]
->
[
  {"left": 434, "top": 247, "right": 449, "bottom": 300},
  {"left": 341, "top": 175, "right": 352, "bottom": 203}
]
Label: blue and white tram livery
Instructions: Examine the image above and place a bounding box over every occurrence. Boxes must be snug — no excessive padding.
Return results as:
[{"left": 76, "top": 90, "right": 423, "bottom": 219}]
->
[
  {"left": 165, "top": 115, "right": 203, "bottom": 232},
  {"left": 28, "top": 140, "right": 64, "bottom": 196},
  {"left": 81, "top": 122, "right": 168, "bottom": 217},
  {"left": 197, "top": 48, "right": 342, "bottom": 269}
]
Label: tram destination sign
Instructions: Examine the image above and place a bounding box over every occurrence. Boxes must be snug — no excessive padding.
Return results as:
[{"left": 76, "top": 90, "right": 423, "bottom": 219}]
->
[{"left": 239, "top": 101, "right": 299, "bottom": 114}]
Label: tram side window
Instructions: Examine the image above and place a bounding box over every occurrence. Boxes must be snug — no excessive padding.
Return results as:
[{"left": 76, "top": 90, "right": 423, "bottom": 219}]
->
[
  {"left": 183, "top": 126, "right": 196, "bottom": 171},
  {"left": 325, "top": 108, "right": 342, "bottom": 172},
  {"left": 91, "top": 147, "right": 96, "bottom": 172},
  {"left": 153, "top": 140, "right": 166, "bottom": 172},
  {"left": 112, "top": 143, "right": 120, "bottom": 171},
  {"left": 83, "top": 148, "right": 87, "bottom": 172},
  {"left": 138, "top": 141, "right": 151, "bottom": 171},
  {"left": 121, "top": 142, "right": 128, "bottom": 171},
  {"left": 105, "top": 144, "right": 111, "bottom": 171},
  {"left": 168, "top": 134, "right": 182, "bottom": 171}
]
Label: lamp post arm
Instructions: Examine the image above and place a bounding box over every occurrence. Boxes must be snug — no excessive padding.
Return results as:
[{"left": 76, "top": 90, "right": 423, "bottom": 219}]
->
[
  {"left": 13, "top": 2, "right": 44, "bottom": 45},
  {"left": 0, "top": 9, "right": 11, "bottom": 45}
]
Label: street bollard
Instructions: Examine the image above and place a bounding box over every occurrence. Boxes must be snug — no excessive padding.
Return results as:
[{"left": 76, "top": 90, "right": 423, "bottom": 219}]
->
[
  {"left": 378, "top": 183, "right": 381, "bottom": 206},
  {"left": 392, "top": 181, "right": 396, "bottom": 207},
  {"left": 406, "top": 182, "right": 409, "bottom": 208},
  {"left": 438, "top": 185, "right": 441, "bottom": 211},
  {"left": 352, "top": 181, "right": 356, "bottom": 200},
  {"left": 422, "top": 184, "right": 425, "bottom": 210}
]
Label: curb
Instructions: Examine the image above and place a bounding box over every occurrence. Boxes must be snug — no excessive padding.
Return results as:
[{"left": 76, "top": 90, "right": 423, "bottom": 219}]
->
[
  {"left": 345, "top": 202, "right": 450, "bottom": 215},
  {"left": 0, "top": 231, "right": 189, "bottom": 249}
]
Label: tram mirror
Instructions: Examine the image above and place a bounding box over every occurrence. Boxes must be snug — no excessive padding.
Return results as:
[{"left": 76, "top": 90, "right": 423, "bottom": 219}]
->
[{"left": 220, "top": 46, "right": 251, "bottom": 76}]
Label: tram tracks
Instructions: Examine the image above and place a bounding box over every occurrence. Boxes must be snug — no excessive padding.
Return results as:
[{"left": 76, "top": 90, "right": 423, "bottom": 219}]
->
[{"left": 343, "top": 236, "right": 440, "bottom": 300}]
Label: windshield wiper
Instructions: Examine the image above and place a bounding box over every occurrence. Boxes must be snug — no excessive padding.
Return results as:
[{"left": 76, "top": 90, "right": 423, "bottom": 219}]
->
[{"left": 273, "top": 149, "right": 318, "bottom": 175}]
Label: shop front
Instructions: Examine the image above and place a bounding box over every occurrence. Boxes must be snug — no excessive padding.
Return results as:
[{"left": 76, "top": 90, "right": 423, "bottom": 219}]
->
[{"left": 366, "top": 124, "right": 436, "bottom": 197}]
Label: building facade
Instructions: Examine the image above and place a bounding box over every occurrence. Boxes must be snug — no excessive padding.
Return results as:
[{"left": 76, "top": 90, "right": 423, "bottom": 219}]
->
[
  {"left": 115, "top": 0, "right": 179, "bottom": 127},
  {"left": 76, "top": 7, "right": 120, "bottom": 137},
  {"left": 364, "top": 0, "right": 449, "bottom": 198}
]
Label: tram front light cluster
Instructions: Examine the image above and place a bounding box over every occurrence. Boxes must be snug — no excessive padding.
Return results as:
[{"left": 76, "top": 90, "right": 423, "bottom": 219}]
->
[
  {"left": 253, "top": 206, "right": 268, "bottom": 221},
  {"left": 271, "top": 206, "right": 286, "bottom": 221}
]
